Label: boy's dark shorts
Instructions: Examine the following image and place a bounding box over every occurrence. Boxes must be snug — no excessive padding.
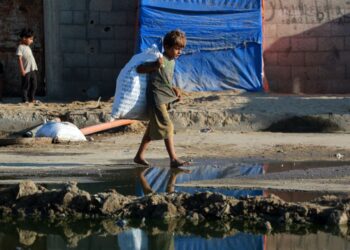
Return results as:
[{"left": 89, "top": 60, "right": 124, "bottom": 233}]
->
[{"left": 146, "top": 104, "right": 174, "bottom": 140}]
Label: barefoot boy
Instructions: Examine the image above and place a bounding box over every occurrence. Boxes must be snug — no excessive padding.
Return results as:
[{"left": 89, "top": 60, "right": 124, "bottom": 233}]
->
[
  {"left": 16, "top": 28, "right": 38, "bottom": 103},
  {"left": 134, "top": 30, "right": 189, "bottom": 168}
]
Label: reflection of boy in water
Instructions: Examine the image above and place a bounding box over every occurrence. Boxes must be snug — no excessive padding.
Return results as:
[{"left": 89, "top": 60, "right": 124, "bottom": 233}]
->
[
  {"left": 120, "top": 165, "right": 265, "bottom": 250},
  {"left": 137, "top": 167, "right": 191, "bottom": 195},
  {"left": 118, "top": 168, "right": 191, "bottom": 250}
]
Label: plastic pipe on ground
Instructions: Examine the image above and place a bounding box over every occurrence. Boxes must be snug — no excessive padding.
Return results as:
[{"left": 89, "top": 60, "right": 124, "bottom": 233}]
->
[{"left": 80, "top": 120, "right": 135, "bottom": 136}]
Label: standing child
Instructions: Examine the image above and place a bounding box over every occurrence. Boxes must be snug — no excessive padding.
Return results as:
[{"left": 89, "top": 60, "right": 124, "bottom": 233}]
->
[
  {"left": 16, "top": 28, "right": 38, "bottom": 103},
  {"left": 134, "top": 29, "right": 189, "bottom": 168}
]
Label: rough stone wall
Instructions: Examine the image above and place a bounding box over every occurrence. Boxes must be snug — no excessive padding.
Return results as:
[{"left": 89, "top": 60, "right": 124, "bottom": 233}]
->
[
  {"left": 264, "top": 0, "right": 350, "bottom": 94},
  {"left": 53, "top": 0, "right": 137, "bottom": 100},
  {"left": 0, "top": 0, "right": 45, "bottom": 97}
]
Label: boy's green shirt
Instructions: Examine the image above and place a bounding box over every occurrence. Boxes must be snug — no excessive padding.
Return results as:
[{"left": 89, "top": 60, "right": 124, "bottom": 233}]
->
[{"left": 146, "top": 55, "right": 178, "bottom": 106}]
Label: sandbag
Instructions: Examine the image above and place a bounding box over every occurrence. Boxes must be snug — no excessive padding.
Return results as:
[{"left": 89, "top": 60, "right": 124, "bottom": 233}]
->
[
  {"left": 35, "top": 122, "right": 87, "bottom": 142},
  {"left": 111, "top": 45, "right": 162, "bottom": 120}
]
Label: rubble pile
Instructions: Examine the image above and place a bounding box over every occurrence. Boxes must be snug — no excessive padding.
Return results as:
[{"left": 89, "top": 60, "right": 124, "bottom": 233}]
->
[{"left": 0, "top": 181, "right": 349, "bottom": 229}]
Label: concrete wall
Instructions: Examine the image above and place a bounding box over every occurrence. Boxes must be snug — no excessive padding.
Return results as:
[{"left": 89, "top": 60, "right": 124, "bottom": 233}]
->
[
  {"left": 45, "top": 0, "right": 137, "bottom": 100},
  {"left": 264, "top": 0, "right": 350, "bottom": 93},
  {"left": 0, "top": 0, "right": 45, "bottom": 97}
]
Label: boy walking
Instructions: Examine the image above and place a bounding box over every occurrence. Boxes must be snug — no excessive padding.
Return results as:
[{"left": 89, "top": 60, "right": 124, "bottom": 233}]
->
[
  {"left": 134, "top": 29, "right": 189, "bottom": 168},
  {"left": 16, "top": 28, "right": 38, "bottom": 103}
]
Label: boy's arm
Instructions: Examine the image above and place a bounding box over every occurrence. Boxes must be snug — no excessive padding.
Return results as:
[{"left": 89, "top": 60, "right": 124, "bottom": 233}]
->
[
  {"left": 17, "top": 56, "right": 26, "bottom": 77},
  {"left": 136, "top": 57, "right": 163, "bottom": 74}
]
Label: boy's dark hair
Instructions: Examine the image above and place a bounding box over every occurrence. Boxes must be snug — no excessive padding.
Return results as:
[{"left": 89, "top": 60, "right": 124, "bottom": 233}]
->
[
  {"left": 19, "top": 28, "right": 34, "bottom": 39},
  {"left": 163, "top": 29, "right": 186, "bottom": 48}
]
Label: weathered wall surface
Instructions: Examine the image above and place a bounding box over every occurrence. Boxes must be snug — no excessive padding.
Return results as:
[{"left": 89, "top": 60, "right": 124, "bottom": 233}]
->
[
  {"left": 0, "top": 0, "right": 45, "bottom": 97},
  {"left": 25, "top": 0, "right": 350, "bottom": 100},
  {"left": 47, "top": 0, "right": 349, "bottom": 98},
  {"left": 45, "top": 0, "right": 137, "bottom": 100},
  {"left": 264, "top": 0, "right": 350, "bottom": 93}
]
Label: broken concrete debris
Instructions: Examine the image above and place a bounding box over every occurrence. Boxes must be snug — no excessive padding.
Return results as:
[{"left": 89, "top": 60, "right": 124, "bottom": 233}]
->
[{"left": 0, "top": 181, "right": 349, "bottom": 230}]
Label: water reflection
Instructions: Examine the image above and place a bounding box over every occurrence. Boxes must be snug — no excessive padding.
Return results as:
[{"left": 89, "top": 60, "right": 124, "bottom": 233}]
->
[
  {"left": 135, "top": 163, "right": 264, "bottom": 197},
  {"left": 116, "top": 229, "right": 263, "bottom": 250},
  {"left": 0, "top": 218, "right": 349, "bottom": 250},
  {"left": 124, "top": 165, "right": 257, "bottom": 250},
  {"left": 0, "top": 161, "right": 349, "bottom": 249}
]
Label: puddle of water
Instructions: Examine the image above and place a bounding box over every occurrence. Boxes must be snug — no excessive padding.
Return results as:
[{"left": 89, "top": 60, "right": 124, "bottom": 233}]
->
[
  {"left": 0, "top": 159, "right": 349, "bottom": 249},
  {"left": 34, "top": 162, "right": 263, "bottom": 195},
  {"left": 0, "top": 219, "right": 349, "bottom": 250},
  {"left": 265, "top": 161, "right": 350, "bottom": 173},
  {"left": 1, "top": 159, "right": 345, "bottom": 201}
]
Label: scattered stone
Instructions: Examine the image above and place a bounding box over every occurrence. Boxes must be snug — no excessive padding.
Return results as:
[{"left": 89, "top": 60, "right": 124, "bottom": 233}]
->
[
  {"left": 101, "top": 193, "right": 130, "bottom": 215},
  {"left": 335, "top": 153, "right": 344, "bottom": 160},
  {"left": 16, "top": 180, "right": 38, "bottom": 199},
  {"left": 18, "top": 230, "right": 37, "bottom": 246},
  {"left": 0, "top": 181, "right": 349, "bottom": 231},
  {"left": 200, "top": 127, "right": 213, "bottom": 133}
]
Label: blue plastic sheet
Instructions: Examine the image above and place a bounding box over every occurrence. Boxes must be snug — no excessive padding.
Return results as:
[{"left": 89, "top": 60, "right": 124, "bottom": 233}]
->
[{"left": 138, "top": 0, "right": 263, "bottom": 91}]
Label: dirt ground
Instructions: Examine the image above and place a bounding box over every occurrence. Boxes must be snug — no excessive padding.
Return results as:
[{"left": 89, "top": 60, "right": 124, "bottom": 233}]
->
[
  {"left": 1, "top": 91, "right": 350, "bottom": 133},
  {"left": 0, "top": 91, "right": 350, "bottom": 193},
  {"left": 0, "top": 129, "right": 350, "bottom": 193}
]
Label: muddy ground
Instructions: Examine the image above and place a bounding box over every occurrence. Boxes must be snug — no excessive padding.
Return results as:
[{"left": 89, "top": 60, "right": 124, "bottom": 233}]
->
[
  {"left": 1, "top": 91, "right": 350, "bottom": 133},
  {"left": 0, "top": 129, "right": 350, "bottom": 193},
  {"left": 0, "top": 91, "right": 350, "bottom": 192}
]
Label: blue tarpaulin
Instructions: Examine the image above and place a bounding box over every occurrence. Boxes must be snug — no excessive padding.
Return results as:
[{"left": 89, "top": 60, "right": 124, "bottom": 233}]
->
[{"left": 138, "top": 0, "right": 263, "bottom": 91}]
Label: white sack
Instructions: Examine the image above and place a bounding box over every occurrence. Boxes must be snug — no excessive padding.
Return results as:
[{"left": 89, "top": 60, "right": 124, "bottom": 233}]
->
[
  {"left": 111, "top": 45, "right": 162, "bottom": 120},
  {"left": 35, "top": 122, "right": 87, "bottom": 142}
]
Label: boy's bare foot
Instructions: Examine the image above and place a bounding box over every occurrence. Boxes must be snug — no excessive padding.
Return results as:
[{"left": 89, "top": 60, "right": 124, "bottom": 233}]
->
[
  {"left": 134, "top": 156, "right": 150, "bottom": 166},
  {"left": 170, "top": 159, "right": 191, "bottom": 168}
]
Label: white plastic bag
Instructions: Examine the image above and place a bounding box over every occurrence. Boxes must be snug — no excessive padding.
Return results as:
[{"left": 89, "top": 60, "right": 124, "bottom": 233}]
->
[
  {"left": 35, "top": 122, "right": 87, "bottom": 142},
  {"left": 111, "top": 45, "right": 162, "bottom": 120}
]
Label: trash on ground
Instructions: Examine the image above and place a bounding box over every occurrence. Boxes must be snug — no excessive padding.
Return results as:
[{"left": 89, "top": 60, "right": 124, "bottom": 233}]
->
[
  {"left": 335, "top": 153, "right": 344, "bottom": 160},
  {"left": 80, "top": 119, "right": 135, "bottom": 136},
  {"left": 200, "top": 128, "right": 213, "bottom": 133},
  {"left": 35, "top": 122, "right": 86, "bottom": 142}
]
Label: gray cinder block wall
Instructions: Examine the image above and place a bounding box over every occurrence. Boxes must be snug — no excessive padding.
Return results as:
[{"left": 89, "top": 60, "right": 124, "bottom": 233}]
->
[
  {"left": 263, "top": 0, "right": 350, "bottom": 93},
  {"left": 45, "top": 0, "right": 137, "bottom": 100}
]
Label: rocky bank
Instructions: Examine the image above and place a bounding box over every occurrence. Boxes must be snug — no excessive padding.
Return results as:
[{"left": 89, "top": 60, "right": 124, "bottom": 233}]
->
[{"left": 1, "top": 180, "right": 350, "bottom": 232}]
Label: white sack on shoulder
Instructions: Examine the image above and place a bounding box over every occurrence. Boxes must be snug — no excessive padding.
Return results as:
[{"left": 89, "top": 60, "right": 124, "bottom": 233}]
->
[
  {"left": 111, "top": 45, "right": 162, "bottom": 120},
  {"left": 35, "top": 122, "right": 87, "bottom": 142}
]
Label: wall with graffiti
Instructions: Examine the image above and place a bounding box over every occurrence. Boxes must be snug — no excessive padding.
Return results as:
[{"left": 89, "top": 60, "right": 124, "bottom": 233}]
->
[{"left": 264, "top": 0, "right": 350, "bottom": 93}]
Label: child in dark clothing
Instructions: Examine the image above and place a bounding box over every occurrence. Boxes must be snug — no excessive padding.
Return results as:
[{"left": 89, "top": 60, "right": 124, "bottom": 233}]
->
[
  {"left": 134, "top": 29, "right": 189, "bottom": 168},
  {"left": 16, "top": 28, "right": 38, "bottom": 103}
]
